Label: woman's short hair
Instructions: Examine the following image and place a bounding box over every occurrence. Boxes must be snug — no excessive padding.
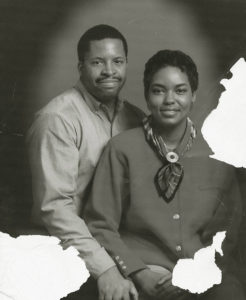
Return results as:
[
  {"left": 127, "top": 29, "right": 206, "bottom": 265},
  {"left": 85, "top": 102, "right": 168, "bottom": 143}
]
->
[
  {"left": 77, "top": 24, "right": 128, "bottom": 61},
  {"left": 143, "top": 50, "right": 199, "bottom": 97}
]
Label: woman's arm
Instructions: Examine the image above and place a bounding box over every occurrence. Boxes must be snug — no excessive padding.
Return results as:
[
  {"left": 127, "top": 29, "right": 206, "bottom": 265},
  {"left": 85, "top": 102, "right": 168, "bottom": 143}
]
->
[{"left": 84, "top": 140, "right": 147, "bottom": 277}]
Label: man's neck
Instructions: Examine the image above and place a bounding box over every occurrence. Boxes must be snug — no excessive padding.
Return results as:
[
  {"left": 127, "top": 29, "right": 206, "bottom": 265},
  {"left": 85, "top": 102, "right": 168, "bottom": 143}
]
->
[
  {"left": 102, "top": 99, "right": 116, "bottom": 112},
  {"left": 99, "top": 98, "right": 118, "bottom": 121}
]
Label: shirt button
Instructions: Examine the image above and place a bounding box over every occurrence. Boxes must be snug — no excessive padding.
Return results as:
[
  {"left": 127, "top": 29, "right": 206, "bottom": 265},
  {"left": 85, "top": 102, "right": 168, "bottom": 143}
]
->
[
  {"left": 115, "top": 256, "right": 120, "bottom": 260},
  {"left": 173, "top": 214, "right": 180, "bottom": 220},
  {"left": 119, "top": 261, "right": 124, "bottom": 265},
  {"left": 176, "top": 245, "right": 182, "bottom": 252},
  {"left": 122, "top": 266, "right": 127, "bottom": 270}
]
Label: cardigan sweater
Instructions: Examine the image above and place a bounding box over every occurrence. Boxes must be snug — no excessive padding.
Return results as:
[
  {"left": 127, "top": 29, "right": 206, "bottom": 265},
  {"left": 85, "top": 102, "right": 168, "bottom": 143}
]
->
[{"left": 84, "top": 126, "right": 242, "bottom": 277}]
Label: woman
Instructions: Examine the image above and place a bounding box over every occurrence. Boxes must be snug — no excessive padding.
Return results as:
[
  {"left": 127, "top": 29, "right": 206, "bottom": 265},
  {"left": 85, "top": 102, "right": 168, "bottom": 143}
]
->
[{"left": 84, "top": 50, "right": 244, "bottom": 300}]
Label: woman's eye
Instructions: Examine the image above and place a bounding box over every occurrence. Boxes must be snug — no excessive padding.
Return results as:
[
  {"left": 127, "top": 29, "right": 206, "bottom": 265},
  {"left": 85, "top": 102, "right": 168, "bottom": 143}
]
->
[
  {"left": 114, "top": 59, "right": 124, "bottom": 65},
  {"left": 176, "top": 89, "right": 187, "bottom": 95}
]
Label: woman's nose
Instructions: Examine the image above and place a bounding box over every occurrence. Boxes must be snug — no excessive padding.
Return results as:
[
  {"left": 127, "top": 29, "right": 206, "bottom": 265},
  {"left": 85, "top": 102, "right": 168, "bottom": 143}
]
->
[{"left": 163, "top": 91, "right": 175, "bottom": 104}]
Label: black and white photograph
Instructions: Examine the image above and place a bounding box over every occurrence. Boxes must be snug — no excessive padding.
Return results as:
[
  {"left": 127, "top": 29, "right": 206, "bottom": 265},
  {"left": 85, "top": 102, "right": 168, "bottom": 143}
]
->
[{"left": 1, "top": 1, "right": 246, "bottom": 299}]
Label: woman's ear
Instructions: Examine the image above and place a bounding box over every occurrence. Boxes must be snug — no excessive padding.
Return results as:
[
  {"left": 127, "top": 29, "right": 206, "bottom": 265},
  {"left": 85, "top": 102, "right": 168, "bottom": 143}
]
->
[
  {"left": 192, "top": 92, "right": 196, "bottom": 104},
  {"left": 145, "top": 91, "right": 151, "bottom": 110},
  {"left": 146, "top": 98, "right": 151, "bottom": 111},
  {"left": 189, "top": 92, "right": 196, "bottom": 111}
]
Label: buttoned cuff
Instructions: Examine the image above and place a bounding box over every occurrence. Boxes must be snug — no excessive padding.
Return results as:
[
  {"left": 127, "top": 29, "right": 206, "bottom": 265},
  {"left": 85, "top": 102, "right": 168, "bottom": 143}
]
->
[
  {"left": 82, "top": 247, "right": 116, "bottom": 279},
  {"left": 112, "top": 254, "right": 147, "bottom": 278}
]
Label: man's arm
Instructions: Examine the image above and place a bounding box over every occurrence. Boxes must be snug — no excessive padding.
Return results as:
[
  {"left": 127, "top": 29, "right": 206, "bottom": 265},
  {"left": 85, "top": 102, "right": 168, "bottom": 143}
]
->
[{"left": 26, "top": 112, "right": 115, "bottom": 278}]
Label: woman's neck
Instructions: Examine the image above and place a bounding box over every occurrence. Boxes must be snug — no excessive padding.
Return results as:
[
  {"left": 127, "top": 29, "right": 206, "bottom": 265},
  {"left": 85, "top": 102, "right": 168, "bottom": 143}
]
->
[{"left": 154, "top": 119, "right": 187, "bottom": 150}]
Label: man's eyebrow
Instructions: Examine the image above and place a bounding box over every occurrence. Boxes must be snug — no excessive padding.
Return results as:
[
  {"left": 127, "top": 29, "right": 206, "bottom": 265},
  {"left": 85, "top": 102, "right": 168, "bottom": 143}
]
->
[
  {"left": 89, "top": 57, "right": 104, "bottom": 60},
  {"left": 151, "top": 83, "right": 165, "bottom": 88},
  {"left": 89, "top": 56, "right": 126, "bottom": 60}
]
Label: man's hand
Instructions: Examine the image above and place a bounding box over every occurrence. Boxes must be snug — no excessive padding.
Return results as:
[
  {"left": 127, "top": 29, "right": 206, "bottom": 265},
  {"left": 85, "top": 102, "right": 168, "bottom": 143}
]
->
[
  {"left": 131, "top": 268, "right": 187, "bottom": 300},
  {"left": 97, "top": 266, "right": 138, "bottom": 300}
]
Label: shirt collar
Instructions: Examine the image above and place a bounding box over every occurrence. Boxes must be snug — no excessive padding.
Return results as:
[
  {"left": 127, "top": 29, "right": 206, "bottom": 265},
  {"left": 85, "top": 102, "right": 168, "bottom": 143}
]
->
[{"left": 74, "top": 80, "right": 124, "bottom": 114}]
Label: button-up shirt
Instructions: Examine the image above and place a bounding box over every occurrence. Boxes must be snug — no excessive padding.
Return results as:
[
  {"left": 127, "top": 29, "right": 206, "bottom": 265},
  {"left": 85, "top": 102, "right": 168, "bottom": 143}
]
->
[{"left": 26, "top": 81, "right": 144, "bottom": 278}]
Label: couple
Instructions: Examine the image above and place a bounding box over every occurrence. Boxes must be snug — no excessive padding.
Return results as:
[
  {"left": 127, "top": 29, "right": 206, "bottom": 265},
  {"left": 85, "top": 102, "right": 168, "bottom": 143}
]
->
[{"left": 27, "top": 25, "right": 244, "bottom": 300}]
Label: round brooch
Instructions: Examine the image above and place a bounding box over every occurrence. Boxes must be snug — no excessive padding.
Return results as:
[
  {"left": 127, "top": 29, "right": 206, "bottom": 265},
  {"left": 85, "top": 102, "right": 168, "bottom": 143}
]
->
[{"left": 166, "top": 151, "right": 179, "bottom": 163}]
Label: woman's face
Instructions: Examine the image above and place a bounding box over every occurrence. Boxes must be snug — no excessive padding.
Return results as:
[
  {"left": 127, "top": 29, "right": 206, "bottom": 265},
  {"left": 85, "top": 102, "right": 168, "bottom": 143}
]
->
[{"left": 146, "top": 66, "right": 196, "bottom": 130}]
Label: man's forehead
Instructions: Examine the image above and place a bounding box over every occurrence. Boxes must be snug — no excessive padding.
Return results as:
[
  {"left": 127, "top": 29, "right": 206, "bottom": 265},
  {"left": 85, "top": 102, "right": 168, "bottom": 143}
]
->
[{"left": 86, "top": 38, "right": 126, "bottom": 57}]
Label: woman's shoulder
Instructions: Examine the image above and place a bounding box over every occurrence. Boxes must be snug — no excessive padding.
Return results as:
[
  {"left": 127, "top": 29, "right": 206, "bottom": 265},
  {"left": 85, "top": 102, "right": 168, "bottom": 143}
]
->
[{"left": 186, "top": 130, "right": 237, "bottom": 186}]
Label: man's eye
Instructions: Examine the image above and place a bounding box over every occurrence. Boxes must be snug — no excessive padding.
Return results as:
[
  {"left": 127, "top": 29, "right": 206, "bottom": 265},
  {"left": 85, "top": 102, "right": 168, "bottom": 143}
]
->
[
  {"left": 152, "top": 88, "right": 164, "bottom": 95},
  {"left": 91, "top": 60, "right": 102, "bottom": 65}
]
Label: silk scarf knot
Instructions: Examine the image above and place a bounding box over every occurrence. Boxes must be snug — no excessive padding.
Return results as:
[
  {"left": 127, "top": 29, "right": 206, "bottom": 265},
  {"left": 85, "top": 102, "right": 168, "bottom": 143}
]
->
[{"left": 143, "top": 116, "right": 196, "bottom": 202}]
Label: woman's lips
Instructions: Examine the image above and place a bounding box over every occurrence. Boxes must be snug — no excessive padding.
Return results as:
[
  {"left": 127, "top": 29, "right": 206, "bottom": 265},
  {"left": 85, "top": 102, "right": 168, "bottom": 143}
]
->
[{"left": 160, "top": 109, "right": 179, "bottom": 116}]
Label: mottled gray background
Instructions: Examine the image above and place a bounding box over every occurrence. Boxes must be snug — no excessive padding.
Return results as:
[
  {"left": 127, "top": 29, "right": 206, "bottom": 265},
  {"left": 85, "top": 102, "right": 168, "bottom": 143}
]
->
[
  {"left": 0, "top": 0, "right": 246, "bottom": 132},
  {"left": 0, "top": 0, "right": 246, "bottom": 286}
]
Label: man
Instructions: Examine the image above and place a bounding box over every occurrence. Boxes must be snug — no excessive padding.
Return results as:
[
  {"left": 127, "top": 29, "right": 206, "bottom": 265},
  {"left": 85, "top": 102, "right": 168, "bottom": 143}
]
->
[{"left": 27, "top": 24, "right": 144, "bottom": 300}]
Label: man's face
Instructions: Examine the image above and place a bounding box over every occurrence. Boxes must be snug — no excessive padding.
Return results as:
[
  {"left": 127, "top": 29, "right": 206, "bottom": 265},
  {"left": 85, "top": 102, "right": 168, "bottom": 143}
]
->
[{"left": 79, "top": 38, "right": 127, "bottom": 103}]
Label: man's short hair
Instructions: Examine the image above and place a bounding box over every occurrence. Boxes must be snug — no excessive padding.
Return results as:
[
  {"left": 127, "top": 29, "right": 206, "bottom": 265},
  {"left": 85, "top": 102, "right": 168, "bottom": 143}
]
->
[
  {"left": 77, "top": 24, "right": 128, "bottom": 61},
  {"left": 143, "top": 50, "right": 199, "bottom": 97}
]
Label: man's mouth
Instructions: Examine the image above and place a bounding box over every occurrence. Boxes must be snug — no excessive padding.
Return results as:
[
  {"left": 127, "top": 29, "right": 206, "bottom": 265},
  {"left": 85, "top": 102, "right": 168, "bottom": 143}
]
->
[
  {"left": 97, "top": 77, "right": 120, "bottom": 83},
  {"left": 97, "top": 79, "right": 120, "bottom": 87}
]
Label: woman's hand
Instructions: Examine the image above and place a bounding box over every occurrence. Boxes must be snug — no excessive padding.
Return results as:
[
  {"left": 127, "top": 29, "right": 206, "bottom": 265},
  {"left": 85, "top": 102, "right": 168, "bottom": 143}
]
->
[
  {"left": 131, "top": 268, "right": 188, "bottom": 300},
  {"left": 156, "top": 275, "right": 189, "bottom": 299},
  {"left": 131, "top": 268, "right": 164, "bottom": 298}
]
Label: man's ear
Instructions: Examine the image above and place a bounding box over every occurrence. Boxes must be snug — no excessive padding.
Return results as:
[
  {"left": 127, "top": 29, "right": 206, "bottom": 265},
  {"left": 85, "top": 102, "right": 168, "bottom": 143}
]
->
[{"left": 78, "top": 61, "right": 83, "bottom": 75}]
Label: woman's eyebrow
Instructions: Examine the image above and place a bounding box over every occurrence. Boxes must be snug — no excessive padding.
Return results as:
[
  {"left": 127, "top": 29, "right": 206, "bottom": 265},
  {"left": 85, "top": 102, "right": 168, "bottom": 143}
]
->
[{"left": 175, "top": 83, "right": 188, "bottom": 87}]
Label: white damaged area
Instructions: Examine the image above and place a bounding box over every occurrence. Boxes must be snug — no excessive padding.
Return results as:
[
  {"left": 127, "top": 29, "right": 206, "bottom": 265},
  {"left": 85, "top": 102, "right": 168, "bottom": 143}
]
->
[
  {"left": 0, "top": 232, "right": 90, "bottom": 300},
  {"left": 202, "top": 58, "right": 246, "bottom": 167},
  {"left": 172, "top": 231, "right": 226, "bottom": 294}
]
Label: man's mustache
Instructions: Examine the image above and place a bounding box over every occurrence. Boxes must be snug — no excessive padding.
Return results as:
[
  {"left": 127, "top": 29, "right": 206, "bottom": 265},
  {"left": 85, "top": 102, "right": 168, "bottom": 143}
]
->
[{"left": 96, "top": 76, "right": 122, "bottom": 83}]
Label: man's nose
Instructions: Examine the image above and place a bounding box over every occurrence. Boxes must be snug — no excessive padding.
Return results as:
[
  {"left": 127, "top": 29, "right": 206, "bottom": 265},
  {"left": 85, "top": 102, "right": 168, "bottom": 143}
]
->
[
  {"left": 102, "top": 62, "right": 115, "bottom": 76},
  {"left": 163, "top": 91, "right": 175, "bottom": 104}
]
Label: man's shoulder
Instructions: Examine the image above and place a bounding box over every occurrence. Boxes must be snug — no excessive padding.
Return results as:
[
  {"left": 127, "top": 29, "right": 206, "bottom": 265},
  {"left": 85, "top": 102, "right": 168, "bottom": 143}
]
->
[
  {"left": 37, "top": 87, "right": 84, "bottom": 117},
  {"left": 110, "top": 127, "right": 145, "bottom": 150},
  {"left": 26, "top": 87, "right": 85, "bottom": 140},
  {"left": 122, "top": 100, "right": 146, "bottom": 119}
]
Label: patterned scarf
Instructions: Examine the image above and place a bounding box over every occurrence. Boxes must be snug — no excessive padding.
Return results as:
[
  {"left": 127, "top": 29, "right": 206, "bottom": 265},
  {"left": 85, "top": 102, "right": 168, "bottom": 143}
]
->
[{"left": 143, "top": 116, "right": 196, "bottom": 202}]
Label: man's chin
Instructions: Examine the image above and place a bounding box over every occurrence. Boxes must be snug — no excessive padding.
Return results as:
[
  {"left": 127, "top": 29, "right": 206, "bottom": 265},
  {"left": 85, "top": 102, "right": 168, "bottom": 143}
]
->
[{"left": 97, "top": 87, "right": 122, "bottom": 100}]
